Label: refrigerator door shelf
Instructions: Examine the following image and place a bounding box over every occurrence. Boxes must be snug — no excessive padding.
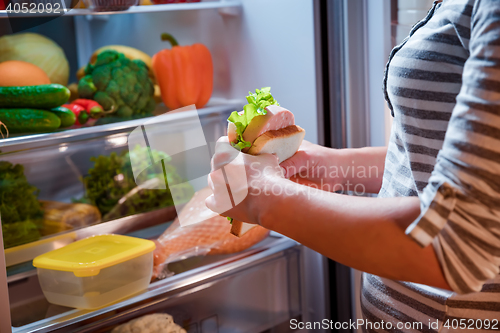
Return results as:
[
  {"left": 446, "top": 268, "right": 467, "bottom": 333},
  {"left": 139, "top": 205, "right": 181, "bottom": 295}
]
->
[{"left": 9, "top": 235, "right": 302, "bottom": 333}]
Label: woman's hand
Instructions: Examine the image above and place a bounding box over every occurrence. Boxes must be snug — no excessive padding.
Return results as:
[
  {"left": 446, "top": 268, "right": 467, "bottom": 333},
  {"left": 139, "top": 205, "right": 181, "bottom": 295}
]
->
[
  {"left": 280, "top": 141, "right": 387, "bottom": 194},
  {"left": 205, "top": 136, "right": 289, "bottom": 224},
  {"left": 280, "top": 140, "right": 342, "bottom": 191}
]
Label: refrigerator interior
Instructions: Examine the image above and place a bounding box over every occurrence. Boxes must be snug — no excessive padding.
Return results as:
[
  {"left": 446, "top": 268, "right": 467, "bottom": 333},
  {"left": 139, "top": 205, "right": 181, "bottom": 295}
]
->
[
  {"left": 0, "top": 1, "right": 329, "bottom": 332},
  {"left": 72, "top": 0, "right": 320, "bottom": 144}
]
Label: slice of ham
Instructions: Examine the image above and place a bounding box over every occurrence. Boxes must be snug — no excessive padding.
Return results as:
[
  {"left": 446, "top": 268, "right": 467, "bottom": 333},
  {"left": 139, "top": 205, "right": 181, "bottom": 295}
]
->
[{"left": 227, "top": 105, "right": 295, "bottom": 149}]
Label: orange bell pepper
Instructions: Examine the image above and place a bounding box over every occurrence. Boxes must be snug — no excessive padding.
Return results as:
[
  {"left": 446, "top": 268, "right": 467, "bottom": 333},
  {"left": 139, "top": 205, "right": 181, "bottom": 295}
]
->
[{"left": 152, "top": 33, "right": 213, "bottom": 110}]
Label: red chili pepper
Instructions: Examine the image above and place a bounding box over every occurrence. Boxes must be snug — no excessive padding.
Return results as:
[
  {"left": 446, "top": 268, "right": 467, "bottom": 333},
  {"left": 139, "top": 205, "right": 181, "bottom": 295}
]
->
[
  {"left": 72, "top": 99, "right": 104, "bottom": 119},
  {"left": 63, "top": 103, "right": 88, "bottom": 125}
]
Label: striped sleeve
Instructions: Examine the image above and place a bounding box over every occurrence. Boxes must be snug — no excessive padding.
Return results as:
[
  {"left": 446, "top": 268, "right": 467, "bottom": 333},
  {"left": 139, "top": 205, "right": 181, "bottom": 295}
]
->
[{"left": 405, "top": 0, "right": 500, "bottom": 294}]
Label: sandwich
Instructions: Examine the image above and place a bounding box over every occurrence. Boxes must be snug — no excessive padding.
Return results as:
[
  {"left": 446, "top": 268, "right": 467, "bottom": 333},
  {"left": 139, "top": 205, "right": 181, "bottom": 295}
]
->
[{"left": 226, "top": 87, "right": 305, "bottom": 236}]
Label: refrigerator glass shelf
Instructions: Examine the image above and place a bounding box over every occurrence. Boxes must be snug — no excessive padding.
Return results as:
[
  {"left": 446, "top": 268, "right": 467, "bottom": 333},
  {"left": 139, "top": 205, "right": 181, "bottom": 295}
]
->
[
  {"left": 5, "top": 206, "right": 178, "bottom": 278},
  {"left": 0, "top": 99, "right": 243, "bottom": 153},
  {"left": 0, "top": 0, "right": 242, "bottom": 18}
]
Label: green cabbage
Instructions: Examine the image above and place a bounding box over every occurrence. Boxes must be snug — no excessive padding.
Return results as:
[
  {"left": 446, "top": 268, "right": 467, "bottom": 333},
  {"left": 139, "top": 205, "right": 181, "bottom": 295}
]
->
[{"left": 0, "top": 32, "right": 70, "bottom": 86}]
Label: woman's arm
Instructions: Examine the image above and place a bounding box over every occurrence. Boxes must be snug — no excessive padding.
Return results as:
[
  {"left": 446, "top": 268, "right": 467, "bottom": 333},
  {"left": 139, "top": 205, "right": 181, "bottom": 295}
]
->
[
  {"left": 280, "top": 141, "right": 387, "bottom": 194},
  {"left": 256, "top": 179, "right": 451, "bottom": 290},
  {"left": 206, "top": 142, "right": 450, "bottom": 290}
]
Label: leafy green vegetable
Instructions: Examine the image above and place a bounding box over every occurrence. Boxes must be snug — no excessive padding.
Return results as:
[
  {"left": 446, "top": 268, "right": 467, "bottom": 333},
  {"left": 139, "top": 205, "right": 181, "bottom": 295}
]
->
[
  {"left": 245, "top": 86, "right": 280, "bottom": 111},
  {"left": 228, "top": 87, "right": 280, "bottom": 150},
  {"left": 78, "top": 50, "right": 156, "bottom": 119},
  {"left": 0, "top": 161, "right": 43, "bottom": 248},
  {"left": 78, "top": 145, "right": 194, "bottom": 220},
  {"left": 2, "top": 221, "right": 41, "bottom": 249}
]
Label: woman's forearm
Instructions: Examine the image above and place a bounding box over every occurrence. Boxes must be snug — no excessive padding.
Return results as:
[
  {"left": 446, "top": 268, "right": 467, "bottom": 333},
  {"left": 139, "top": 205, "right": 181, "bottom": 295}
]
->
[
  {"left": 258, "top": 179, "right": 450, "bottom": 290},
  {"left": 335, "top": 146, "right": 387, "bottom": 194}
]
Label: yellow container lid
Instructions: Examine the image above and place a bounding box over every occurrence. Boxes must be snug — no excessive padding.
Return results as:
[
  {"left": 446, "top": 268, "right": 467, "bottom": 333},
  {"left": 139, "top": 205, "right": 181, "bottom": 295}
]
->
[{"left": 33, "top": 234, "right": 156, "bottom": 277}]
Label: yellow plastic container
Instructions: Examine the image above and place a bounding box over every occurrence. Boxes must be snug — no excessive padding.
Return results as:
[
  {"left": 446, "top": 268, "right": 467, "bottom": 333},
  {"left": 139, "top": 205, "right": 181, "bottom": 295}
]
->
[{"left": 33, "top": 234, "right": 156, "bottom": 309}]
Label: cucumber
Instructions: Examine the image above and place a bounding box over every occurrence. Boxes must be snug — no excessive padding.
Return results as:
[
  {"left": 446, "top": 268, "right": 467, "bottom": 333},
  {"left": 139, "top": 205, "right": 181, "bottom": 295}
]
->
[
  {"left": 0, "top": 84, "right": 70, "bottom": 109},
  {"left": 0, "top": 109, "right": 61, "bottom": 133},
  {"left": 49, "top": 106, "right": 76, "bottom": 128}
]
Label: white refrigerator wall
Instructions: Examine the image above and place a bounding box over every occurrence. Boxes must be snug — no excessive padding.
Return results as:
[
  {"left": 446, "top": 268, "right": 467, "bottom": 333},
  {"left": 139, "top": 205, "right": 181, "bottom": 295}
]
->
[{"left": 77, "top": 0, "right": 319, "bottom": 144}]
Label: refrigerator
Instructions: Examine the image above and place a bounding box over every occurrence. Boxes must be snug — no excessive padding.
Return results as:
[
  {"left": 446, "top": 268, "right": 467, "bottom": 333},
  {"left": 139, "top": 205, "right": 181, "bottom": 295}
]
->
[{"left": 0, "top": 0, "right": 399, "bottom": 332}]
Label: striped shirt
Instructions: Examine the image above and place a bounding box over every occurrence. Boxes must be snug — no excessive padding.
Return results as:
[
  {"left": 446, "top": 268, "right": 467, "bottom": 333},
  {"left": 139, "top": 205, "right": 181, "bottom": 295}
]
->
[{"left": 362, "top": 0, "right": 500, "bottom": 331}]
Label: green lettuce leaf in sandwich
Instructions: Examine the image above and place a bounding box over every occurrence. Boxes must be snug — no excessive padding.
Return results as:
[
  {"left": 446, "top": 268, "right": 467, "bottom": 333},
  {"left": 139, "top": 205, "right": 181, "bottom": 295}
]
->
[{"left": 228, "top": 87, "right": 280, "bottom": 151}]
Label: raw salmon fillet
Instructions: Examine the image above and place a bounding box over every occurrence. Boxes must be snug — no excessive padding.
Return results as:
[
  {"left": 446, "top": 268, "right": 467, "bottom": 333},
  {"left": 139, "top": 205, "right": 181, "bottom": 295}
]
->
[{"left": 152, "top": 187, "right": 269, "bottom": 279}]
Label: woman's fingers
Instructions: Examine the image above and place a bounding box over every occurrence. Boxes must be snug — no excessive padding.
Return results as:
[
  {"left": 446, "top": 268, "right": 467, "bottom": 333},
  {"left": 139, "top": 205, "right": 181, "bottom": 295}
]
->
[
  {"left": 207, "top": 144, "right": 247, "bottom": 215},
  {"left": 211, "top": 136, "right": 239, "bottom": 171},
  {"left": 257, "top": 153, "right": 284, "bottom": 178},
  {"left": 217, "top": 136, "right": 229, "bottom": 143},
  {"left": 205, "top": 195, "right": 228, "bottom": 218},
  {"left": 205, "top": 194, "right": 217, "bottom": 213},
  {"left": 280, "top": 150, "right": 310, "bottom": 178},
  {"left": 205, "top": 171, "right": 234, "bottom": 214}
]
